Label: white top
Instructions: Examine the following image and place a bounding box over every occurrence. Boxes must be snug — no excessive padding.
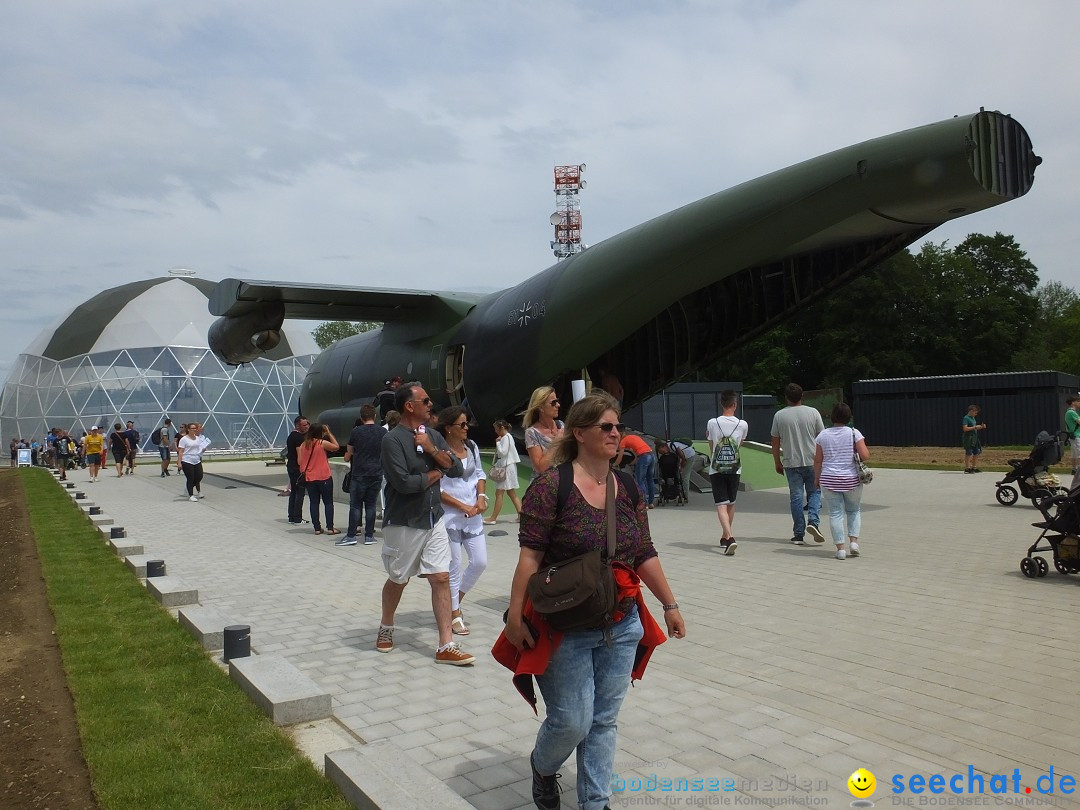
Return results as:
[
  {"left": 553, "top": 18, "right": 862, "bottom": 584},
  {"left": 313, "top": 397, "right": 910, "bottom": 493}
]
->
[
  {"left": 178, "top": 434, "right": 211, "bottom": 464},
  {"left": 495, "top": 433, "right": 520, "bottom": 465},
  {"left": 441, "top": 442, "right": 486, "bottom": 536},
  {"left": 706, "top": 415, "right": 748, "bottom": 475},
  {"left": 816, "top": 426, "right": 865, "bottom": 491}
]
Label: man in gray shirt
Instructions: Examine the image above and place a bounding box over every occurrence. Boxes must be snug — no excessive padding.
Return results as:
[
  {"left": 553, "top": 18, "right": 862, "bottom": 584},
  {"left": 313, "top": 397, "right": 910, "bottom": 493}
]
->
[
  {"left": 377, "top": 381, "right": 474, "bottom": 666},
  {"left": 770, "top": 383, "right": 826, "bottom": 546}
]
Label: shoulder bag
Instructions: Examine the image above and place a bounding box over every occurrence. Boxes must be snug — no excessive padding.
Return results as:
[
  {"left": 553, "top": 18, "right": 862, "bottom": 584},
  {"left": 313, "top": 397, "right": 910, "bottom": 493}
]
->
[
  {"left": 852, "top": 428, "right": 873, "bottom": 484},
  {"left": 294, "top": 445, "right": 314, "bottom": 489},
  {"left": 526, "top": 466, "right": 617, "bottom": 631}
]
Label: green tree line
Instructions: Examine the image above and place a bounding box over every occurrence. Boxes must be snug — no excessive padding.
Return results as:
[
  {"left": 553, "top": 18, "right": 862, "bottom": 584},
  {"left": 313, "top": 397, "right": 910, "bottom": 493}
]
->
[{"left": 709, "top": 232, "right": 1080, "bottom": 397}]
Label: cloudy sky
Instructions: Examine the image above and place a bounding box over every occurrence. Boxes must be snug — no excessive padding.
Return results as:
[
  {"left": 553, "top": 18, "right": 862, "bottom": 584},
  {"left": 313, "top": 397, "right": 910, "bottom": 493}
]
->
[{"left": 2, "top": 1, "right": 1076, "bottom": 380}]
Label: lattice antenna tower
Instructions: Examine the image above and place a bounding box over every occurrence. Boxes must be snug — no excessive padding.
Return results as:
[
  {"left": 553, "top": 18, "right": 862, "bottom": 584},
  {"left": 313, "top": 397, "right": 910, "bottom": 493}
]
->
[{"left": 550, "top": 164, "right": 586, "bottom": 260}]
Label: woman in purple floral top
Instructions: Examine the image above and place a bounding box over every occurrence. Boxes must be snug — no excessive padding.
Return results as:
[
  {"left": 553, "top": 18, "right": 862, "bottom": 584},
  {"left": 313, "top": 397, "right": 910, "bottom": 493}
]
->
[{"left": 505, "top": 393, "right": 685, "bottom": 810}]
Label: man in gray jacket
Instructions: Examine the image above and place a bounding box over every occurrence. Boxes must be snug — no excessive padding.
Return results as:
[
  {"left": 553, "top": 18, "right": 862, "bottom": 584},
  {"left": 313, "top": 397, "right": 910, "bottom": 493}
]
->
[{"left": 377, "top": 381, "right": 475, "bottom": 665}]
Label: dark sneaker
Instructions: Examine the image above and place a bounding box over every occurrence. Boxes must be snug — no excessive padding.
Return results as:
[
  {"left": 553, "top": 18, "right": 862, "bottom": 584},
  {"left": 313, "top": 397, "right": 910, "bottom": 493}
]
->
[
  {"left": 530, "top": 753, "right": 562, "bottom": 810},
  {"left": 435, "top": 643, "right": 475, "bottom": 666},
  {"left": 335, "top": 535, "right": 358, "bottom": 546},
  {"left": 806, "top": 524, "right": 826, "bottom": 543},
  {"left": 363, "top": 536, "right": 377, "bottom": 545},
  {"left": 721, "top": 539, "right": 737, "bottom": 556},
  {"left": 790, "top": 536, "right": 805, "bottom": 546},
  {"left": 376, "top": 626, "right": 394, "bottom": 653}
]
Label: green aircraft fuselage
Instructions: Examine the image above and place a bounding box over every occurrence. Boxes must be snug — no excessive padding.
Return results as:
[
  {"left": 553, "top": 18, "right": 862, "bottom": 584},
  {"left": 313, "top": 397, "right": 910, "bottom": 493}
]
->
[{"left": 208, "top": 110, "right": 1039, "bottom": 439}]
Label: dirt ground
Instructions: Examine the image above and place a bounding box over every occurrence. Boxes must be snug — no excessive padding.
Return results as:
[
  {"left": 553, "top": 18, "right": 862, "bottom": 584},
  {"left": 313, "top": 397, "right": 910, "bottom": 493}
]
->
[
  {"left": 0, "top": 470, "right": 98, "bottom": 809},
  {"left": 872, "top": 445, "right": 1073, "bottom": 470}
]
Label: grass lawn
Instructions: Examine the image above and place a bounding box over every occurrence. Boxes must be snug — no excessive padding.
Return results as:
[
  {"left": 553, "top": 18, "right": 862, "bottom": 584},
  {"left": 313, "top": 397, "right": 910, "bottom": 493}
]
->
[{"left": 22, "top": 468, "right": 351, "bottom": 810}]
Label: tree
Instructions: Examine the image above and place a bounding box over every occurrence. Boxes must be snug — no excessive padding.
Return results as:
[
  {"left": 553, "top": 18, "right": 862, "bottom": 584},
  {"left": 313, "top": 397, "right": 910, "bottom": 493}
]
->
[
  {"left": 311, "top": 321, "right": 381, "bottom": 350},
  {"left": 1011, "top": 280, "right": 1080, "bottom": 373}
]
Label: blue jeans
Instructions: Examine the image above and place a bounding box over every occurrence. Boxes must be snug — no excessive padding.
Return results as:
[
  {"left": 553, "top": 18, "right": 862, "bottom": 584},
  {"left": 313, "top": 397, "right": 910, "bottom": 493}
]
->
[
  {"left": 635, "top": 452, "right": 656, "bottom": 506},
  {"left": 305, "top": 477, "right": 335, "bottom": 531},
  {"left": 784, "top": 466, "right": 820, "bottom": 537},
  {"left": 533, "top": 606, "right": 643, "bottom": 810},
  {"left": 347, "top": 474, "right": 381, "bottom": 539},
  {"left": 823, "top": 486, "right": 861, "bottom": 543}
]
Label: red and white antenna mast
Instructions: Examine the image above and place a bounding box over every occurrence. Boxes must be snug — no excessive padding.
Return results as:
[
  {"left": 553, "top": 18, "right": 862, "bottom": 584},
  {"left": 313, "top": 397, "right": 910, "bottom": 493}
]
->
[{"left": 550, "top": 164, "right": 586, "bottom": 260}]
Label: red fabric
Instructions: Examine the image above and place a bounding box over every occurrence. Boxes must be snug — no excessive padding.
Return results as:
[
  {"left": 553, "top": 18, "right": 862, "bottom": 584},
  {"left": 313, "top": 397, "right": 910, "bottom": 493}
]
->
[{"left": 491, "top": 563, "right": 667, "bottom": 712}]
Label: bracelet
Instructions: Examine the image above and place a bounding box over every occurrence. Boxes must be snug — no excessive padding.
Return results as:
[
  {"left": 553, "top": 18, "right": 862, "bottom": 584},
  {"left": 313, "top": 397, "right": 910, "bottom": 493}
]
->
[{"left": 662, "top": 603, "right": 680, "bottom": 612}]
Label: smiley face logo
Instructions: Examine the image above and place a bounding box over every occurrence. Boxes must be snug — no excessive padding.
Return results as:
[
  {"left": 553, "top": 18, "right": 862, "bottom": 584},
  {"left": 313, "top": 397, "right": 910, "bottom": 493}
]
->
[{"left": 848, "top": 768, "right": 876, "bottom": 799}]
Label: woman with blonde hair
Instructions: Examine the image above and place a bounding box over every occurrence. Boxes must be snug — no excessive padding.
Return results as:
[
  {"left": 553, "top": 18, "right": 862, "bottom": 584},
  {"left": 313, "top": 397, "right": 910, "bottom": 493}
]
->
[
  {"left": 499, "top": 393, "right": 685, "bottom": 810},
  {"left": 298, "top": 422, "right": 341, "bottom": 535},
  {"left": 522, "top": 385, "right": 563, "bottom": 474}
]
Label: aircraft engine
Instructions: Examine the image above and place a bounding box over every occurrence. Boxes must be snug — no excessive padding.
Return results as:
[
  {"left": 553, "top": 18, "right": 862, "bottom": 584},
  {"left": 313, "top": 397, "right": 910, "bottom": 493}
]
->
[{"left": 208, "top": 301, "right": 285, "bottom": 365}]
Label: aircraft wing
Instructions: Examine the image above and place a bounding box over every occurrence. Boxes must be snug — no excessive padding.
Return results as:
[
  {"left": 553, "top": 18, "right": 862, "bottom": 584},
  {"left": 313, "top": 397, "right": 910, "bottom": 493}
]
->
[{"left": 208, "top": 278, "right": 480, "bottom": 322}]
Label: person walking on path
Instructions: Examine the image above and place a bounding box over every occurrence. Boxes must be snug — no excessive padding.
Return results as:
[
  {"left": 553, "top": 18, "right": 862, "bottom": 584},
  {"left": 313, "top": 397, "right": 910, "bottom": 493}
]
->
[
  {"left": 1064, "top": 396, "right": 1079, "bottom": 476},
  {"left": 177, "top": 423, "right": 211, "bottom": 501},
  {"left": 523, "top": 386, "right": 563, "bottom": 474},
  {"left": 285, "top": 416, "right": 309, "bottom": 525},
  {"left": 342, "top": 405, "right": 384, "bottom": 546},
  {"left": 298, "top": 423, "right": 340, "bottom": 536},
  {"left": 151, "top": 418, "right": 174, "bottom": 478},
  {"left": 706, "top": 389, "right": 749, "bottom": 555},
  {"left": 108, "top": 423, "right": 128, "bottom": 478},
  {"left": 377, "top": 382, "right": 474, "bottom": 665},
  {"left": 436, "top": 406, "right": 489, "bottom": 637},
  {"left": 814, "top": 403, "right": 871, "bottom": 560},
  {"left": 962, "top": 404, "right": 986, "bottom": 473},
  {"left": 485, "top": 418, "right": 523, "bottom": 523},
  {"left": 770, "top": 383, "right": 826, "bottom": 545},
  {"left": 498, "top": 394, "right": 685, "bottom": 810},
  {"left": 83, "top": 426, "right": 104, "bottom": 482}
]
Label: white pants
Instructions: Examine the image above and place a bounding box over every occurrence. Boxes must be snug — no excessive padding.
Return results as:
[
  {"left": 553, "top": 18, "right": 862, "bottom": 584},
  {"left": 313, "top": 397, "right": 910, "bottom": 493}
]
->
[{"left": 447, "top": 527, "right": 488, "bottom": 611}]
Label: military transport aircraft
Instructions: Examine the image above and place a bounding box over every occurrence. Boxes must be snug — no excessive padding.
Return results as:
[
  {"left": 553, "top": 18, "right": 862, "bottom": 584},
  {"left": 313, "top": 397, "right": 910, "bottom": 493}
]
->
[{"left": 208, "top": 109, "right": 1039, "bottom": 439}]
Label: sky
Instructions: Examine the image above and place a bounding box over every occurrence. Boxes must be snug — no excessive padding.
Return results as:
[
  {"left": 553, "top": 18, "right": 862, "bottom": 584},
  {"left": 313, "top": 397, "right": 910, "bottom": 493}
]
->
[{"left": 2, "top": 1, "right": 1077, "bottom": 381}]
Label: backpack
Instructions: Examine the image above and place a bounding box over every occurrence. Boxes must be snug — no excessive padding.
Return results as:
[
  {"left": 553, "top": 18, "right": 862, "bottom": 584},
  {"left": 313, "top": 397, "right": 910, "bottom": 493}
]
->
[
  {"left": 150, "top": 428, "right": 164, "bottom": 446},
  {"left": 710, "top": 419, "right": 743, "bottom": 474}
]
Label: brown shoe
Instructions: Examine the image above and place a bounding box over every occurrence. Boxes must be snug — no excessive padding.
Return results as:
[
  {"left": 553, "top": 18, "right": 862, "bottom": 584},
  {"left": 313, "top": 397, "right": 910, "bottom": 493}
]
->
[
  {"left": 435, "top": 643, "right": 475, "bottom": 666},
  {"left": 376, "top": 626, "right": 394, "bottom": 653}
]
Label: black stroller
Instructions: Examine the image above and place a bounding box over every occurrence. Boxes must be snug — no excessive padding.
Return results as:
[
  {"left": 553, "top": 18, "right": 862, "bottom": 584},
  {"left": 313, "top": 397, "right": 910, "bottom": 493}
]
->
[
  {"left": 656, "top": 448, "right": 685, "bottom": 506},
  {"left": 995, "top": 430, "right": 1069, "bottom": 507},
  {"left": 1019, "top": 483, "right": 1080, "bottom": 578}
]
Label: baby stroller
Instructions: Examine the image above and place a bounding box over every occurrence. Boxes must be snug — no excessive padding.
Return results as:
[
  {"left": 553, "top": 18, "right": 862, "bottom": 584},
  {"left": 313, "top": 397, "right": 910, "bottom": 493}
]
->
[
  {"left": 1019, "top": 483, "right": 1080, "bottom": 578},
  {"left": 656, "top": 449, "right": 685, "bottom": 506},
  {"left": 995, "top": 430, "right": 1069, "bottom": 507}
]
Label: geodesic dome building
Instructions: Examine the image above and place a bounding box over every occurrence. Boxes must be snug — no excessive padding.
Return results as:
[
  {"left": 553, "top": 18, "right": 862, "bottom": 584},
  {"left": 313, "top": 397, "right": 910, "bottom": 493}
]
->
[{"left": 0, "top": 277, "right": 319, "bottom": 452}]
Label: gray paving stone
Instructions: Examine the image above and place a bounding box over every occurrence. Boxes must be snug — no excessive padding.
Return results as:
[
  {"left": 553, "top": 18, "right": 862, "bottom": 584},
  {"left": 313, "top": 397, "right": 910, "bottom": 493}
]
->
[
  {"left": 144, "top": 574, "right": 197, "bottom": 607},
  {"left": 229, "top": 654, "right": 332, "bottom": 725},
  {"left": 70, "top": 462, "right": 1080, "bottom": 810}
]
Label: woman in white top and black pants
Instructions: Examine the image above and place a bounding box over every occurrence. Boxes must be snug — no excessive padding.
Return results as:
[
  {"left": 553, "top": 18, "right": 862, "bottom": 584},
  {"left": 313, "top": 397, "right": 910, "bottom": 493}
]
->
[
  {"left": 177, "top": 423, "right": 211, "bottom": 502},
  {"left": 814, "top": 402, "right": 870, "bottom": 560}
]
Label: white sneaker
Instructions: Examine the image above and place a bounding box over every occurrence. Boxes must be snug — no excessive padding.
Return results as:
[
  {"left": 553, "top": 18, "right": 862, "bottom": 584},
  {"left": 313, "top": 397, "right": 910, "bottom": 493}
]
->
[
  {"left": 189, "top": 495, "right": 198, "bottom": 502},
  {"left": 849, "top": 542, "right": 860, "bottom": 557},
  {"left": 835, "top": 548, "right": 847, "bottom": 560}
]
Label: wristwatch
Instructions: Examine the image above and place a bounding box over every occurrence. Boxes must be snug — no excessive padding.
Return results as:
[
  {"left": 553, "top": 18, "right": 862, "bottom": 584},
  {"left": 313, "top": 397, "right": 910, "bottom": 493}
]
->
[{"left": 662, "top": 603, "right": 680, "bottom": 612}]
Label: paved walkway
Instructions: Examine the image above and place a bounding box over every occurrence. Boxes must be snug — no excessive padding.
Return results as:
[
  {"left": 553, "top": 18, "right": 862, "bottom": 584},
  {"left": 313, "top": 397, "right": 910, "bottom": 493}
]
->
[{"left": 70, "top": 464, "right": 1079, "bottom": 809}]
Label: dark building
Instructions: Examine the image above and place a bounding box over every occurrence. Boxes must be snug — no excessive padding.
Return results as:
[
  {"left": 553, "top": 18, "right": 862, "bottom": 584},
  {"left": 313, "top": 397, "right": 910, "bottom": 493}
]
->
[{"left": 851, "top": 371, "right": 1079, "bottom": 447}]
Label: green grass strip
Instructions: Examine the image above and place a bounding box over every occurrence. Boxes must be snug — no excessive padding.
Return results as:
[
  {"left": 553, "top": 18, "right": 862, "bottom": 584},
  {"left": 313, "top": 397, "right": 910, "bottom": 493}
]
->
[{"left": 21, "top": 469, "right": 351, "bottom": 810}]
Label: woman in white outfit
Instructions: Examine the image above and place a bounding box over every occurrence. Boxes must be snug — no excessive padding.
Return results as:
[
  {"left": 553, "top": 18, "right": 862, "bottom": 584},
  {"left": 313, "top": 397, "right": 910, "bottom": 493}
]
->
[
  {"left": 485, "top": 419, "right": 523, "bottom": 524},
  {"left": 814, "top": 402, "right": 870, "bottom": 560},
  {"left": 436, "top": 406, "right": 488, "bottom": 636},
  {"left": 177, "top": 422, "right": 211, "bottom": 502}
]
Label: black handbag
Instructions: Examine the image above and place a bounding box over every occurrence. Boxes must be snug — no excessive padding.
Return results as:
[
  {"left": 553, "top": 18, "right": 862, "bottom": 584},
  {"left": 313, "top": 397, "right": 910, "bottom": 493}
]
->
[
  {"left": 294, "top": 448, "right": 314, "bottom": 488},
  {"left": 526, "top": 471, "right": 617, "bottom": 632},
  {"left": 341, "top": 470, "right": 352, "bottom": 493}
]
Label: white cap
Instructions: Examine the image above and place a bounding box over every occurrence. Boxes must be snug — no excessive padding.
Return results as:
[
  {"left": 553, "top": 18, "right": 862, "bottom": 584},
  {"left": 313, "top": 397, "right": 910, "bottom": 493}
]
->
[{"left": 91, "top": 425, "right": 100, "bottom": 430}]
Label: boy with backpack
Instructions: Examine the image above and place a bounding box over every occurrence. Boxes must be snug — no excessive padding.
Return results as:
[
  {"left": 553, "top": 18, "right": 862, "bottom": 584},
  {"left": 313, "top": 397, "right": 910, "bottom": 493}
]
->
[
  {"left": 150, "top": 418, "right": 174, "bottom": 477},
  {"left": 707, "top": 389, "right": 749, "bottom": 555}
]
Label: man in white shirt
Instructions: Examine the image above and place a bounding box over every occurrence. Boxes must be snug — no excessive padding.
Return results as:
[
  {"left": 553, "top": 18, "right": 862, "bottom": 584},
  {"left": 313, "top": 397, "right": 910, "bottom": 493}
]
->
[
  {"left": 770, "top": 383, "right": 825, "bottom": 545},
  {"left": 706, "top": 390, "right": 749, "bottom": 555}
]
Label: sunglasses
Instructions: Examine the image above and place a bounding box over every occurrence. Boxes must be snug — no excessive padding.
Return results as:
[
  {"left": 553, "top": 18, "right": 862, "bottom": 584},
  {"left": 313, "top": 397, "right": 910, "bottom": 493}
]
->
[
  {"left": 454, "top": 421, "right": 468, "bottom": 428},
  {"left": 410, "top": 397, "right": 433, "bottom": 406},
  {"left": 592, "top": 422, "right": 627, "bottom": 434},
  {"left": 548, "top": 399, "right": 560, "bottom": 407}
]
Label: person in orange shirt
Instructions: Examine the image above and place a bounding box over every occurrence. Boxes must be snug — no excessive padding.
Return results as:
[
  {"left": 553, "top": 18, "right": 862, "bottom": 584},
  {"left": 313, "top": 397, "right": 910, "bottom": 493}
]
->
[{"left": 616, "top": 431, "right": 657, "bottom": 508}]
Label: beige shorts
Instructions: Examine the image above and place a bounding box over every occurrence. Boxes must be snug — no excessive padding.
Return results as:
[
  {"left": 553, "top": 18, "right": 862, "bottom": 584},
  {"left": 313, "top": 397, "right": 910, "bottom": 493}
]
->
[{"left": 381, "top": 519, "right": 451, "bottom": 584}]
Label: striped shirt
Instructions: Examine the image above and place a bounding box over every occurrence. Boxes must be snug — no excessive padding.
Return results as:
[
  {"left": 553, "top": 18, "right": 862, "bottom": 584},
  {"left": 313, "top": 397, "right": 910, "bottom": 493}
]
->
[{"left": 816, "top": 426, "right": 865, "bottom": 492}]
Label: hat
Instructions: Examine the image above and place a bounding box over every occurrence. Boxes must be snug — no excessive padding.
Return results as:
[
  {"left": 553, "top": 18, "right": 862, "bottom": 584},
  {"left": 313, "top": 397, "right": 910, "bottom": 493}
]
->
[{"left": 91, "top": 425, "right": 100, "bottom": 430}]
